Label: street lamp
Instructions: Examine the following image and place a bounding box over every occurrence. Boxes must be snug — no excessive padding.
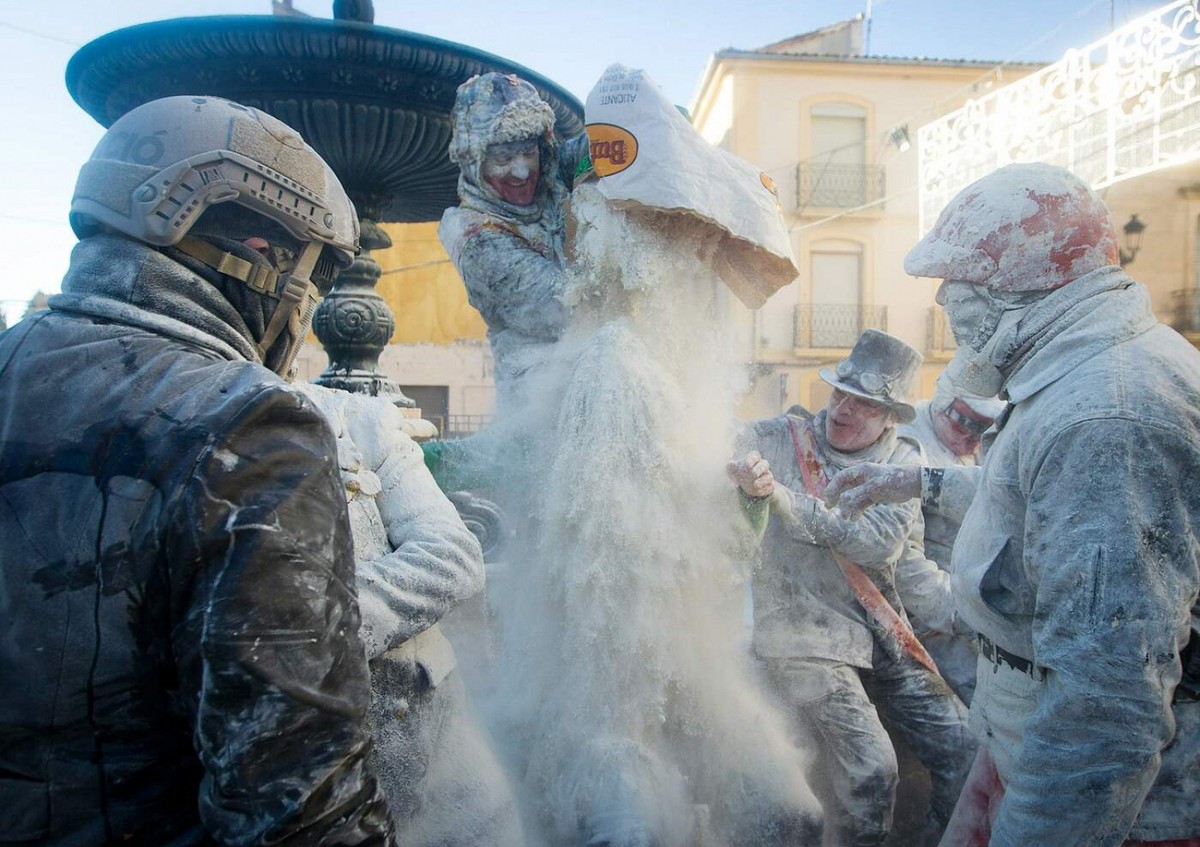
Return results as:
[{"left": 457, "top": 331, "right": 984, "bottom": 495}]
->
[{"left": 1119, "top": 213, "right": 1146, "bottom": 267}]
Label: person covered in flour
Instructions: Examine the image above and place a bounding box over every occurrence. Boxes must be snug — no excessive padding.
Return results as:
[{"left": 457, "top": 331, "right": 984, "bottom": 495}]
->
[
  {"left": 0, "top": 96, "right": 398, "bottom": 844},
  {"left": 825, "top": 163, "right": 1200, "bottom": 847},
  {"left": 438, "top": 72, "right": 587, "bottom": 415},
  {"left": 292, "top": 384, "right": 525, "bottom": 846},
  {"left": 894, "top": 372, "right": 1005, "bottom": 705},
  {"left": 739, "top": 329, "right": 975, "bottom": 847}
]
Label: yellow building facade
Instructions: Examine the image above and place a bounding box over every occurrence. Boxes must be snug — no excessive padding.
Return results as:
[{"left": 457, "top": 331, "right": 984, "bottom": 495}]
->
[
  {"left": 690, "top": 18, "right": 1038, "bottom": 418},
  {"left": 292, "top": 221, "right": 497, "bottom": 433}
]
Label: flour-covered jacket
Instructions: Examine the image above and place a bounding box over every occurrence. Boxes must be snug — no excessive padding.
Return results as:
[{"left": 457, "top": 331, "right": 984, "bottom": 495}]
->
[
  {"left": 891, "top": 401, "right": 964, "bottom": 634},
  {"left": 293, "top": 384, "right": 524, "bottom": 846},
  {"left": 741, "top": 411, "right": 922, "bottom": 666},
  {"left": 950, "top": 268, "right": 1200, "bottom": 844},
  {"left": 900, "top": 400, "right": 977, "bottom": 570},
  {"left": 0, "top": 235, "right": 393, "bottom": 845},
  {"left": 439, "top": 135, "right": 587, "bottom": 408},
  {"left": 292, "top": 384, "right": 484, "bottom": 663}
]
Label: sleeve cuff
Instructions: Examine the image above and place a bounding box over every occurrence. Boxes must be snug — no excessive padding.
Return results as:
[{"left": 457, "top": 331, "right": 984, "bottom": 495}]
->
[{"left": 921, "top": 466, "right": 945, "bottom": 509}]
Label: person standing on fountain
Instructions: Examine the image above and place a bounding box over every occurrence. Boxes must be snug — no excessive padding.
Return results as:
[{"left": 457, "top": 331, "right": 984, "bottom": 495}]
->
[
  {"left": 0, "top": 96, "right": 396, "bottom": 845},
  {"left": 741, "top": 329, "right": 975, "bottom": 847},
  {"left": 439, "top": 72, "right": 587, "bottom": 415}
]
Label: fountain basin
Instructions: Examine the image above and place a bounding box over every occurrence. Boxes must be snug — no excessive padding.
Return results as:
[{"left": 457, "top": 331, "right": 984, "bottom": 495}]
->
[{"left": 65, "top": 16, "right": 585, "bottom": 222}]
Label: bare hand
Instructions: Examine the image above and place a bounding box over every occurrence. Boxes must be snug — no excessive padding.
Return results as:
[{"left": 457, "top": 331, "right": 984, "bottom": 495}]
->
[
  {"left": 824, "top": 463, "right": 920, "bottom": 518},
  {"left": 727, "top": 450, "right": 775, "bottom": 499}
]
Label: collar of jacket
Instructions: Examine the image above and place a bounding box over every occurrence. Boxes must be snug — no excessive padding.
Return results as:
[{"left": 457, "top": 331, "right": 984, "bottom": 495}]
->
[
  {"left": 47, "top": 233, "right": 261, "bottom": 364},
  {"left": 1002, "top": 266, "right": 1157, "bottom": 404}
]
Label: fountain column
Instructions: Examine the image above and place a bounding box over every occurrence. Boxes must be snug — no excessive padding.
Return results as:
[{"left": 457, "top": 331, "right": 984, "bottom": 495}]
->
[{"left": 312, "top": 217, "right": 413, "bottom": 404}]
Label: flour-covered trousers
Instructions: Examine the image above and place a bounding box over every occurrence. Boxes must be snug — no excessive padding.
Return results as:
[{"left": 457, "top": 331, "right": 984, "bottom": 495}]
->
[
  {"left": 765, "top": 651, "right": 976, "bottom": 847},
  {"left": 940, "top": 652, "right": 1200, "bottom": 846}
]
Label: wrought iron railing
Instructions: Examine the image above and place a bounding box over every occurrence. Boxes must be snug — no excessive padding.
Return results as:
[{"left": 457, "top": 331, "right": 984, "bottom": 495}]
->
[
  {"left": 927, "top": 307, "right": 958, "bottom": 355},
  {"left": 794, "top": 304, "right": 888, "bottom": 349},
  {"left": 1170, "top": 288, "right": 1200, "bottom": 333},
  {"left": 796, "top": 162, "right": 886, "bottom": 210},
  {"left": 444, "top": 413, "right": 494, "bottom": 440},
  {"left": 919, "top": 0, "right": 1200, "bottom": 232}
]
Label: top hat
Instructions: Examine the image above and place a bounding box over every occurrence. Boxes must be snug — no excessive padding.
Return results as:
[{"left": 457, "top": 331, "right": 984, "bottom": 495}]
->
[{"left": 818, "top": 329, "right": 922, "bottom": 424}]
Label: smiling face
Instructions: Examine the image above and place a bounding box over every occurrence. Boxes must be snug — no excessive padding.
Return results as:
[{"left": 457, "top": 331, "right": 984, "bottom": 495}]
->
[
  {"left": 481, "top": 138, "right": 541, "bottom": 206},
  {"left": 825, "top": 389, "right": 893, "bottom": 452}
]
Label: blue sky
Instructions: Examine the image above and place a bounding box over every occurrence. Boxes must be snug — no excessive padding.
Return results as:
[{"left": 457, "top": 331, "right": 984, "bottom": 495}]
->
[{"left": 0, "top": 0, "right": 1168, "bottom": 320}]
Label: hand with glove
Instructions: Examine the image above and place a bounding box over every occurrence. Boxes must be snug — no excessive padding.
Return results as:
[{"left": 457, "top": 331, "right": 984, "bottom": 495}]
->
[{"left": 824, "top": 462, "right": 921, "bottom": 518}]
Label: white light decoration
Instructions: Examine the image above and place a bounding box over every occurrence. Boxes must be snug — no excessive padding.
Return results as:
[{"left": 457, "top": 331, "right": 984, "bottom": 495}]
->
[{"left": 918, "top": 0, "right": 1200, "bottom": 233}]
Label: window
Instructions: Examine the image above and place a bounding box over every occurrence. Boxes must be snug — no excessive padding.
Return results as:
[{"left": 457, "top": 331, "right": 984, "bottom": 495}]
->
[
  {"left": 797, "top": 102, "right": 884, "bottom": 210},
  {"left": 796, "top": 240, "right": 885, "bottom": 349},
  {"left": 398, "top": 384, "right": 449, "bottom": 434},
  {"left": 812, "top": 103, "right": 866, "bottom": 170}
]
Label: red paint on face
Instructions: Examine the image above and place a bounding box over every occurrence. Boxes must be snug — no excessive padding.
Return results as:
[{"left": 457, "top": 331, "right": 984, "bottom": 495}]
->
[
  {"left": 825, "top": 389, "right": 891, "bottom": 452},
  {"left": 932, "top": 399, "right": 994, "bottom": 458},
  {"left": 482, "top": 139, "right": 541, "bottom": 207}
]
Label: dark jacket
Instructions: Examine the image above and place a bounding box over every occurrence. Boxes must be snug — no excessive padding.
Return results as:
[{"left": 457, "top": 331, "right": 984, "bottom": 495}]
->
[{"left": 0, "top": 235, "right": 394, "bottom": 845}]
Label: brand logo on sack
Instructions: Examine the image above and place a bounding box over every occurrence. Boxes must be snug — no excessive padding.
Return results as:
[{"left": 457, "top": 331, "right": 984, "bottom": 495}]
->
[
  {"left": 760, "top": 172, "right": 782, "bottom": 211},
  {"left": 586, "top": 123, "right": 638, "bottom": 177}
]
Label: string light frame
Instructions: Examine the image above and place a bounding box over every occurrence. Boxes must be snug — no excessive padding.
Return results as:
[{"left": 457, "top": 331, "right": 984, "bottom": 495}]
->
[{"left": 918, "top": 0, "right": 1200, "bottom": 234}]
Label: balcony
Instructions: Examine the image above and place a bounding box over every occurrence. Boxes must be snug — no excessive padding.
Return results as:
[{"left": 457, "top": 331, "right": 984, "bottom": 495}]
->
[
  {"left": 927, "top": 307, "right": 958, "bottom": 358},
  {"left": 1170, "top": 288, "right": 1200, "bottom": 336},
  {"left": 795, "top": 162, "right": 886, "bottom": 211},
  {"left": 795, "top": 303, "right": 888, "bottom": 350}
]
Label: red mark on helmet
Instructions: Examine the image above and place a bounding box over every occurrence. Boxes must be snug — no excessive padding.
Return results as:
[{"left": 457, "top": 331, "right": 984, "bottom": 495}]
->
[{"left": 1022, "top": 189, "right": 1118, "bottom": 279}]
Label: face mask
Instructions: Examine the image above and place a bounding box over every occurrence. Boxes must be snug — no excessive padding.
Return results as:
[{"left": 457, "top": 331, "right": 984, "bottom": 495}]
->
[
  {"left": 937, "top": 281, "right": 992, "bottom": 348},
  {"left": 943, "top": 303, "right": 1028, "bottom": 396},
  {"left": 253, "top": 240, "right": 322, "bottom": 375}
]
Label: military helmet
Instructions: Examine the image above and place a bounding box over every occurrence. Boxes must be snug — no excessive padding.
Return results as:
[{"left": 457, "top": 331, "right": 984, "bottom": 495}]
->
[{"left": 70, "top": 95, "right": 358, "bottom": 270}]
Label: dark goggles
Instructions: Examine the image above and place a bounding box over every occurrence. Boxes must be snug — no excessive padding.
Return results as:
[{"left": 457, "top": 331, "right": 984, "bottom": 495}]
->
[
  {"left": 267, "top": 242, "right": 342, "bottom": 297},
  {"left": 945, "top": 404, "right": 994, "bottom": 437}
]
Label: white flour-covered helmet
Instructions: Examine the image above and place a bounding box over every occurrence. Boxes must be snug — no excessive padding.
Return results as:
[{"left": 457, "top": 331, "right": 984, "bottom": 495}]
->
[
  {"left": 906, "top": 163, "right": 1119, "bottom": 293},
  {"left": 70, "top": 96, "right": 360, "bottom": 372},
  {"left": 70, "top": 95, "right": 358, "bottom": 269}
]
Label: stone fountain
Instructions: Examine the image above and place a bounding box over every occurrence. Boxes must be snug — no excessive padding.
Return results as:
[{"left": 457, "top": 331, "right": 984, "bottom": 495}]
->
[{"left": 65, "top": 5, "right": 583, "bottom": 405}]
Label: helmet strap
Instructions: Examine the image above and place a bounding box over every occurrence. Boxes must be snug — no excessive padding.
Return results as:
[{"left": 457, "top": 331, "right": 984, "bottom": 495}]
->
[
  {"left": 175, "top": 235, "right": 321, "bottom": 370},
  {"left": 257, "top": 240, "right": 322, "bottom": 364},
  {"left": 175, "top": 236, "right": 280, "bottom": 294}
]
